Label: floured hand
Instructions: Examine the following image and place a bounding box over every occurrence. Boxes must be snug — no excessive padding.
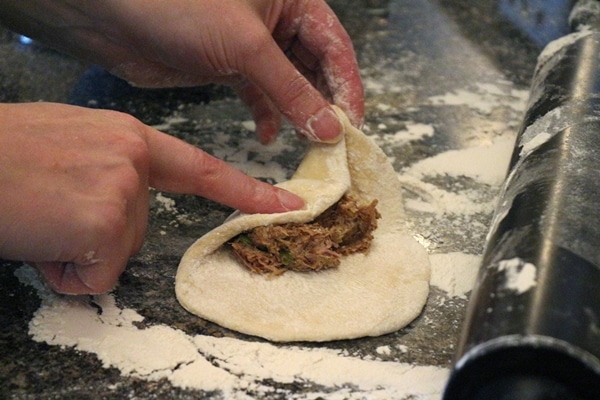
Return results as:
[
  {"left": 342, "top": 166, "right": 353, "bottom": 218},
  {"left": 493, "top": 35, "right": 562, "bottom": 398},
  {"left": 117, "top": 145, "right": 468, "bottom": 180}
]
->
[{"left": 0, "top": 0, "right": 364, "bottom": 143}]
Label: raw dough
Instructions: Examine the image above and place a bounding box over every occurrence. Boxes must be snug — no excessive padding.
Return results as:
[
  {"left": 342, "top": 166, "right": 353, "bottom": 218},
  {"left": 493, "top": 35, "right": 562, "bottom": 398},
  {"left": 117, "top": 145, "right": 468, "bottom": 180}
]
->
[{"left": 175, "top": 107, "right": 430, "bottom": 342}]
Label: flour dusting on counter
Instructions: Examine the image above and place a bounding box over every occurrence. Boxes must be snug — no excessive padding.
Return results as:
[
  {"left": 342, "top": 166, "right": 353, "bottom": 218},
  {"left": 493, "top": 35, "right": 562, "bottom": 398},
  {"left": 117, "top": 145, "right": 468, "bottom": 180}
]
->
[
  {"left": 395, "top": 135, "right": 514, "bottom": 219},
  {"left": 429, "top": 253, "right": 481, "bottom": 298},
  {"left": 406, "top": 136, "right": 514, "bottom": 187},
  {"left": 16, "top": 265, "right": 448, "bottom": 400},
  {"left": 428, "top": 83, "right": 527, "bottom": 115}
]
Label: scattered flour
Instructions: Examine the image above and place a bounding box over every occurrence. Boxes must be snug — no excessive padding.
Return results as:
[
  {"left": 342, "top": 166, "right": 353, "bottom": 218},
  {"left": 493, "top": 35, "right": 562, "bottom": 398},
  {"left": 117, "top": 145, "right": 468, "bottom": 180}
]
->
[
  {"left": 519, "top": 131, "right": 553, "bottom": 157},
  {"left": 400, "top": 175, "right": 495, "bottom": 215},
  {"left": 517, "top": 102, "right": 590, "bottom": 159},
  {"left": 429, "top": 253, "right": 482, "bottom": 298},
  {"left": 536, "top": 31, "right": 592, "bottom": 68},
  {"left": 375, "top": 121, "right": 435, "bottom": 147},
  {"left": 154, "top": 192, "right": 177, "bottom": 213},
  {"left": 152, "top": 115, "right": 190, "bottom": 131},
  {"left": 241, "top": 120, "right": 256, "bottom": 132},
  {"left": 396, "top": 344, "right": 409, "bottom": 353},
  {"left": 427, "top": 83, "right": 527, "bottom": 115},
  {"left": 406, "top": 136, "right": 514, "bottom": 187},
  {"left": 376, "top": 345, "right": 393, "bottom": 356},
  {"left": 497, "top": 258, "right": 538, "bottom": 294},
  {"left": 15, "top": 265, "right": 448, "bottom": 400},
  {"left": 14, "top": 249, "right": 484, "bottom": 399},
  {"left": 398, "top": 135, "right": 515, "bottom": 216}
]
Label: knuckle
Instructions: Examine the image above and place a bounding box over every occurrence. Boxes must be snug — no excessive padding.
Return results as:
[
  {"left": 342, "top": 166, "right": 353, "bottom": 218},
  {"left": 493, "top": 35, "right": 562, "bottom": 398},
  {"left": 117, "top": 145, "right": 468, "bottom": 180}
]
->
[
  {"left": 119, "top": 137, "right": 150, "bottom": 166},
  {"left": 92, "top": 201, "right": 129, "bottom": 238},
  {"left": 279, "top": 73, "right": 313, "bottom": 112},
  {"left": 96, "top": 110, "right": 139, "bottom": 135},
  {"left": 238, "top": 29, "right": 273, "bottom": 60},
  {"left": 104, "top": 109, "right": 141, "bottom": 128},
  {"left": 193, "top": 150, "right": 226, "bottom": 185},
  {"left": 117, "top": 165, "right": 144, "bottom": 196},
  {"left": 125, "top": 136, "right": 150, "bottom": 164},
  {"left": 101, "top": 111, "right": 150, "bottom": 157}
]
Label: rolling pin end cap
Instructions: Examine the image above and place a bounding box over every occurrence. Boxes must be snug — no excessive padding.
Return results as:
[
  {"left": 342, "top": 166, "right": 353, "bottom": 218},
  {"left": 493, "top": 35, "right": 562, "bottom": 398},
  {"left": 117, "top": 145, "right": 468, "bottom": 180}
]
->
[{"left": 468, "top": 375, "right": 586, "bottom": 400}]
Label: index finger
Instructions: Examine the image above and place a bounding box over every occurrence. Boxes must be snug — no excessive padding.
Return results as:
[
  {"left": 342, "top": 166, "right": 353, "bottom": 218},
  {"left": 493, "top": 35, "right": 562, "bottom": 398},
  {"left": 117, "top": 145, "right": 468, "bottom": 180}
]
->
[{"left": 142, "top": 127, "right": 305, "bottom": 214}]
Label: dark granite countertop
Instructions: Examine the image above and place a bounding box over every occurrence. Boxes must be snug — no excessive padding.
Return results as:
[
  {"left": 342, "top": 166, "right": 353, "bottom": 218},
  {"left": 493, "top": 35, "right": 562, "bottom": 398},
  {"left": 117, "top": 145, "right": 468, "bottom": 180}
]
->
[{"left": 0, "top": 0, "right": 565, "bottom": 398}]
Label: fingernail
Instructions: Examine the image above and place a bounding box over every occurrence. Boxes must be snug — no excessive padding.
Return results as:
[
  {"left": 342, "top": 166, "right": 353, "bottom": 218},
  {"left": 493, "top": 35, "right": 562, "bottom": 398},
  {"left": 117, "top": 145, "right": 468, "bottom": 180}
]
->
[
  {"left": 306, "top": 107, "right": 343, "bottom": 143},
  {"left": 68, "top": 262, "right": 114, "bottom": 295},
  {"left": 277, "top": 190, "right": 305, "bottom": 211}
]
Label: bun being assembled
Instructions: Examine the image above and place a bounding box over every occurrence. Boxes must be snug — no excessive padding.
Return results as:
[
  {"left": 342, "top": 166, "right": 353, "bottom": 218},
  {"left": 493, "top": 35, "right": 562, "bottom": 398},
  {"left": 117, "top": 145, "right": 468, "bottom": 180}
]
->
[{"left": 175, "top": 106, "right": 430, "bottom": 342}]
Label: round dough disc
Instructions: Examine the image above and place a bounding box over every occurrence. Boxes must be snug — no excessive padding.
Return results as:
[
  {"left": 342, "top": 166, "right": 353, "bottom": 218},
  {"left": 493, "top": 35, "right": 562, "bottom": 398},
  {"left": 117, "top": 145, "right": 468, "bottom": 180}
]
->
[{"left": 175, "top": 107, "right": 430, "bottom": 342}]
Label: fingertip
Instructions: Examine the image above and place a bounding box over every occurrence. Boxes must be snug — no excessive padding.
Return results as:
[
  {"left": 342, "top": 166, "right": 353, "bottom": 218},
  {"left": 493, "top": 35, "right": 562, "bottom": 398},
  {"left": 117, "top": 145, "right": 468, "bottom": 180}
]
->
[
  {"left": 276, "top": 188, "right": 305, "bottom": 212},
  {"left": 345, "top": 101, "right": 366, "bottom": 129},
  {"left": 235, "top": 184, "right": 305, "bottom": 215},
  {"left": 34, "top": 261, "right": 118, "bottom": 295},
  {"left": 305, "top": 106, "right": 343, "bottom": 143}
]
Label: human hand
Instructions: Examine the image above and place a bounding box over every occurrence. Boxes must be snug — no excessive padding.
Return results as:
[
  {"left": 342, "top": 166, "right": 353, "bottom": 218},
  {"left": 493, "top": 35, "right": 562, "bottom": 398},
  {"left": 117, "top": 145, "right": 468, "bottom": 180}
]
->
[
  {"left": 0, "top": 103, "right": 303, "bottom": 294},
  {"left": 0, "top": 0, "right": 364, "bottom": 144}
]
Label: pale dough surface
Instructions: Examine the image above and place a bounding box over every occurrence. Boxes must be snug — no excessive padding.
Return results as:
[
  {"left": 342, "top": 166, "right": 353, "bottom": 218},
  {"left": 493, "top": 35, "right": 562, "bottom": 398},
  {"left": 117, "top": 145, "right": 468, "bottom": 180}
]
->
[{"left": 176, "top": 107, "right": 431, "bottom": 342}]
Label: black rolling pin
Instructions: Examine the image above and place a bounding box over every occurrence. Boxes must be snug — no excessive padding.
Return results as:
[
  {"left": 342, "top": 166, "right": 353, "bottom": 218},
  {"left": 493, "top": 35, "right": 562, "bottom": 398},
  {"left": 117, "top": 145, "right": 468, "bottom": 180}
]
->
[{"left": 443, "top": 3, "right": 600, "bottom": 400}]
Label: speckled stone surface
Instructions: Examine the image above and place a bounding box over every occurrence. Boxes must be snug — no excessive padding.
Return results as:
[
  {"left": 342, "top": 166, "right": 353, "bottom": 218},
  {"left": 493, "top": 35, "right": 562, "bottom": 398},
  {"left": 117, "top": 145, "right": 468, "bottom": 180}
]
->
[{"left": 0, "top": 0, "right": 565, "bottom": 398}]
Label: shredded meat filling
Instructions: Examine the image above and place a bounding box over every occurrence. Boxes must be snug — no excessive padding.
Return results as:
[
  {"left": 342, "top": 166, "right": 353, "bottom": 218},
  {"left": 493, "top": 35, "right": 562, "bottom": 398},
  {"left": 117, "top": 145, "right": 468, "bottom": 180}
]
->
[{"left": 228, "top": 195, "right": 381, "bottom": 275}]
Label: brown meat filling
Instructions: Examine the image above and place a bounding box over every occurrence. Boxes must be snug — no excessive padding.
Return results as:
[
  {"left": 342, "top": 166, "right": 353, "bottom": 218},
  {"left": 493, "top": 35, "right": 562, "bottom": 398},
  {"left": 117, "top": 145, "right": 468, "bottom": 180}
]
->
[{"left": 228, "top": 195, "right": 381, "bottom": 275}]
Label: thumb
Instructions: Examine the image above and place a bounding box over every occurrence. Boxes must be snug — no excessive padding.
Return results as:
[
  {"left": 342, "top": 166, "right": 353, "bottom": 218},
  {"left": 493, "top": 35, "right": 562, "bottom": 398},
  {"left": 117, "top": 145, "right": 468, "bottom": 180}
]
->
[{"left": 32, "top": 259, "right": 126, "bottom": 295}]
